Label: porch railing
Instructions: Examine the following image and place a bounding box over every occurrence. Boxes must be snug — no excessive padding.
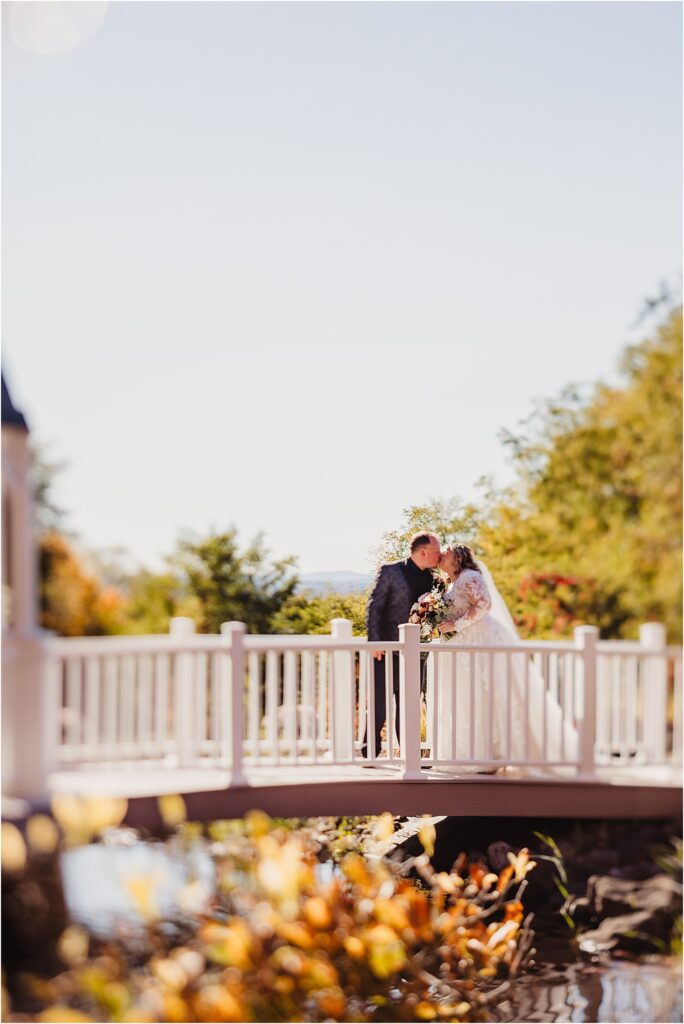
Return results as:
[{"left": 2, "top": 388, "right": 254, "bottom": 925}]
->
[{"left": 2, "top": 618, "right": 681, "bottom": 800}]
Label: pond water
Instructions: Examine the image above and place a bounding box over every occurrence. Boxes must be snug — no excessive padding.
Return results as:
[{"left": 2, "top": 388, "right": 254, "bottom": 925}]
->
[{"left": 494, "top": 956, "right": 682, "bottom": 1023}]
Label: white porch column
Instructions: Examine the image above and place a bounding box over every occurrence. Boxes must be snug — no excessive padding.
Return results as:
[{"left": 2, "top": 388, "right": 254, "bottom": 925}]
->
[
  {"left": 575, "top": 625, "right": 598, "bottom": 777},
  {"left": 1, "top": 634, "right": 55, "bottom": 802},
  {"left": 640, "top": 622, "right": 667, "bottom": 764},
  {"left": 331, "top": 619, "right": 354, "bottom": 761},
  {"left": 2, "top": 428, "right": 36, "bottom": 632}
]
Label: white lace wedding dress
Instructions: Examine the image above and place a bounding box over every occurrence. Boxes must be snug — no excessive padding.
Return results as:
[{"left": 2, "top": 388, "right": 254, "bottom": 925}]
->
[{"left": 426, "top": 564, "right": 579, "bottom": 766}]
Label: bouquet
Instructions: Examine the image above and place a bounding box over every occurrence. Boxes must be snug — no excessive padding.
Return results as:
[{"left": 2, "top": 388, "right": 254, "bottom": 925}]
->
[{"left": 408, "top": 574, "right": 455, "bottom": 642}]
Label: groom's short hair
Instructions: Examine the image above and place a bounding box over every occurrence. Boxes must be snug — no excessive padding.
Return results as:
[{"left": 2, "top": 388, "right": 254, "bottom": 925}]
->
[{"left": 409, "top": 532, "right": 437, "bottom": 553}]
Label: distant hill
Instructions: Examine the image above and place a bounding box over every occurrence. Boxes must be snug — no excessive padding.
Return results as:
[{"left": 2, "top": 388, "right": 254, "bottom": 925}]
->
[{"left": 297, "top": 571, "right": 372, "bottom": 595}]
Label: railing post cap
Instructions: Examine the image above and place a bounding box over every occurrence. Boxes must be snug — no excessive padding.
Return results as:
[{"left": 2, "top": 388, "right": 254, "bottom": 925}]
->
[
  {"left": 220, "top": 621, "right": 247, "bottom": 635},
  {"left": 639, "top": 622, "right": 667, "bottom": 647},
  {"left": 330, "top": 618, "right": 353, "bottom": 638},
  {"left": 398, "top": 622, "right": 420, "bottom": 638},
  {"left": 574, "top": 624, "right": 599, "bottom": 645},
  {"left": 169, "top": 616, "right": 196, "bottom": 635}
]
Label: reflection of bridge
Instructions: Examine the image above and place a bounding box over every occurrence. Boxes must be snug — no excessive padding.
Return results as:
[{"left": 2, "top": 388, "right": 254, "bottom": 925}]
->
[{"left": 3, "top": 616, "right": 681, "bottom": 822}]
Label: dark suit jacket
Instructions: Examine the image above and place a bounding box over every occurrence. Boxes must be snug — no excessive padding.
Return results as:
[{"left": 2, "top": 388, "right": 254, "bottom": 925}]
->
[{"left": 366, "top": 561, "right": 432, "bottom": 642}]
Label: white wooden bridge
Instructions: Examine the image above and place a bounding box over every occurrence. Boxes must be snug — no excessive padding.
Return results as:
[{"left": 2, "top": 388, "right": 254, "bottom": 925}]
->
[
  {"left": 3, "top": 616, "right": 681, "bottom": 824},
  {"left": 2, "top": 377, "right": 680, "bottom": 823}
]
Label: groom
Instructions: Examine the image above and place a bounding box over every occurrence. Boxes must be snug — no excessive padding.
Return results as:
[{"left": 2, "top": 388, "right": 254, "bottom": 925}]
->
[{"left": 363, "top": 532, "right": 441, "bottom": 758}]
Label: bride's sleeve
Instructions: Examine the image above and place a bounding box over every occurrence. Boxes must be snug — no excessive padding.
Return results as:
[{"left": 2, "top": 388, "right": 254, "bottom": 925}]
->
[{"left": 451, "top": 573, "right": 491, "bottom": 633}]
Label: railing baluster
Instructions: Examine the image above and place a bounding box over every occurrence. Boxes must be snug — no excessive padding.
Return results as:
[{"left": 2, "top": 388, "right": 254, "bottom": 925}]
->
[
  {"left": 432, "top": 651, "right": 440, "bottom": 763},
  {"left": 386, "top": 649, "right": 394, "bottom": 759},
  {"left": 266, "top": 650, "right": 278, "bottom": 763},
  {"left": 138, "top": 654, "right": 152, "bottom": 758},
  {"left": 487, "top": 650, "right": 494, "bottom": 763},
  {"left": 506, "top": 651, "right": 512, "bottom": 762},
  {"left": 66, "top": 657, "right": 82, "bottom": 755},
  {"left": 469, "top": 651, "right": 475, "bottom": 762},
  {"left": 625, "top": 655, "right": 637, "bottom": 760},
  {"left": 155, "top": 653, "right": 169, "bottom": 757},
  {"left": 316, "top": 650, "right": 327, "bottom": 760},
  {"left": 84, "top": 656, "right": 100, "bottom": 758},
  {"left": 248, "top": 651, "right": 260, "bottom": 764},
  {"left": 524, "top": 652, "right": 530, "bottom": 762},
  {"left": 451, "top": 651, "right": 458, "bottom": 762},
  {"left": 355, "top": 650, "right": 366, "bottom": 759},
  {"left": 611, "top": 655, "right": 621, "bottom": 760},
  {"left": 542, "top": 651, "right": 548, "bottom": 765},
  {"left": 209, "top": 652, "right": 221, "bottom": 760},
  {"left": 194, "top": 652, "right": 207, "bottom": 758},
  {"left": 284, "top": 650, "right": 297, "bottom": 764},
  {"left": 673, "top": 655, "right": 682, "bottom": 766},
  {"left": 366, "top": 651, "right": 377, "bottom": 761}
]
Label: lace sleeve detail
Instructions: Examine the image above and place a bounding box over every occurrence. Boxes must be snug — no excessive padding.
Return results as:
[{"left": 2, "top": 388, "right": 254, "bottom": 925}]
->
[{"left": 452, "top": 571, "right": 491, "bottom": 633}]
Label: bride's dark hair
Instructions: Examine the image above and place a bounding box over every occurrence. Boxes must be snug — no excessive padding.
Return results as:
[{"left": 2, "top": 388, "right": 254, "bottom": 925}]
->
[{"left": 453, "top": 544, "right": 481, "bottom": 574}]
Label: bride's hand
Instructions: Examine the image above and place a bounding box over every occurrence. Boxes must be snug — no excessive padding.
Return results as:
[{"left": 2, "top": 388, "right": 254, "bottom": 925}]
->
[{"left": 438, "top": 620, "right": 456, "bottom": 633}]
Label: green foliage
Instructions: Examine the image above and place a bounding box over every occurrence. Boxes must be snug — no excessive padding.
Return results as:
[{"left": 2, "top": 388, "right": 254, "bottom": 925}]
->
[
  {"left": 478, "top": 308, "right": 682, "bottom": 639},
  {"left": 271, "top": 591, "right": 368, "bottom": 636},
  {"left": 380, "top": 307, "right": 681, "bottom": 641},
  {"left": 30, "top": 443, "right": 70, "bottom": 537},
  {"left": 168, "top": 529, "right": 298, "bottom": 634},
  {"left": 533, "top": 831, "right": 575, "bottom": 931},
  {"left": 121, "top": 570, "right": 183, "bottom": 634},
  {"left": 375, "top": 497, "right": 481, "bottom": 567}
]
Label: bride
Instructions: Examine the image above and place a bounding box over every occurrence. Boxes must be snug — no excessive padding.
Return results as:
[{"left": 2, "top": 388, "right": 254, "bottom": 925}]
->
[{"left": 426, "top": 544, "right": 578, "bottom": 767}]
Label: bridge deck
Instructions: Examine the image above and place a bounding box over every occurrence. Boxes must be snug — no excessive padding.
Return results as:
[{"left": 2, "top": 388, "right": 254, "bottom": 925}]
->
[{"left": 23, "top": 763, "right": 681, "bottom": 825}]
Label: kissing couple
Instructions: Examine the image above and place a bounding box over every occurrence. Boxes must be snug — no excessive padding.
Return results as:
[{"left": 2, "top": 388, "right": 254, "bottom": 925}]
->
[{"left": 363, "top": 532, "right": 578, "bottom": 765}]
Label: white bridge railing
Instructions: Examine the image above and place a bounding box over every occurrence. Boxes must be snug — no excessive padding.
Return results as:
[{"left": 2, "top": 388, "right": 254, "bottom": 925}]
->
[{"left": 2, "top": 619, "right": 682, "bottom": 799}]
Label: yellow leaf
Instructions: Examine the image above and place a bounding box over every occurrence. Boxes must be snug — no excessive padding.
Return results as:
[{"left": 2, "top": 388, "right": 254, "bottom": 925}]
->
[
  {"left": 418, "top": 816, "right": 436, "bottom": 858},
  {"left": 372, "top": 813, "right": 395, "bottom": 842},
  {"left": 151, "top": 958, "right": 187, "bottom": 991},
  {"left": 245, "top": 809, "right": 272, "bottom": 836},
  {"left": 157, "top": 794, "right": 186, "bottom": 827},
  {"left": 374, "top": 898, "right": 409, "bottom": 932},
  {"left": 192, "top": 984, "right": 245, "bottom": 1023},
  {"left": 83, "top": 797, "right": 127, "bottom": 835},
  {"left": 303, "top": 896, "right": 332, "bottom": 930},
  {"left": 26, "top": 814, "right": 60, "bottom": 855},
  {"left": 124, "top": 873, "right": 161, "bottom": 921},
  {"left": 38, "top": 1007, "right": 95, "bottom": 1022},
  {"left": 1, "top": 822, "right": 26, "bottom": 873},
  {"left": 51, "top": 794, "right": 87, "bottom": 844},
  {"left": 57, "top": 925, "right": 89, "bottom": 964}
]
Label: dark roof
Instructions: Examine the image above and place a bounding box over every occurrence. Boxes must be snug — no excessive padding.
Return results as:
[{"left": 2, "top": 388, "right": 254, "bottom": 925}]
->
[{"left": 1, "top": 375, "right": 29, "bottom": 431}]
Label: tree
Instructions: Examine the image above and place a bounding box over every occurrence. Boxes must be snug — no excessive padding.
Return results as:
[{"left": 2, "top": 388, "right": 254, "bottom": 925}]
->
[
  {"left": 271, "top": 591, "right": 368, "bottom": 635},
  {"left": 479, "top": 306, "right": 682, "bottom": 639},
  {"left": 375, "top": 497, "right": 481, "bottom": 566},
  {"left": 39, "top": 532, "right": 127, "bottom": 636},
  {"left": 378, "top": 305, "right": 682, "bottom": 641},
  {"left": 168, "top": 528, "right": 298, "bottom": 634},
  {"left": 121, "top": 570, "right": 184, "bottom": 635}
]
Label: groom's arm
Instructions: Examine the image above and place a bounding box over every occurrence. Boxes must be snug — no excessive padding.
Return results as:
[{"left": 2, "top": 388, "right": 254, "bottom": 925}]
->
[{"left": 366, "top": 564, "right": 391, "bottom": 642}]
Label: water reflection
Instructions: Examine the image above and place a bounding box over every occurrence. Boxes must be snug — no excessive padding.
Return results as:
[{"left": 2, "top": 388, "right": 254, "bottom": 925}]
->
[
  {"left": 60, "top": 837, "right": 214, "bottom": 937},
  {"left": 495, "top": 958, "right": 682, "bottom": 1023}
]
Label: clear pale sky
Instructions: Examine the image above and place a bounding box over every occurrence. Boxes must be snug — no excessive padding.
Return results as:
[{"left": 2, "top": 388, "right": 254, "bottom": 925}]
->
[{"left": 2, "top": 1, "right": 681, "bottom": 574}]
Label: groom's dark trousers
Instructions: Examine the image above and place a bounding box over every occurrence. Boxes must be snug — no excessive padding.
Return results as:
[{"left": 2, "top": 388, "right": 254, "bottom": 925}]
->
[{"left": 362, "top": 557, "right": 433, "bottom": 758}]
